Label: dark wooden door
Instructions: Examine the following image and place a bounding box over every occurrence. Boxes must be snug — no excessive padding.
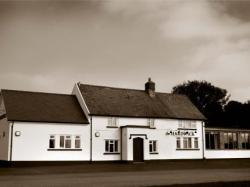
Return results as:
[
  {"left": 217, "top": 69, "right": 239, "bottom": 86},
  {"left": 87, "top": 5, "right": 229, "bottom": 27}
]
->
[{"left": 133, "top": 137, "right": 144, "bottom": 162}]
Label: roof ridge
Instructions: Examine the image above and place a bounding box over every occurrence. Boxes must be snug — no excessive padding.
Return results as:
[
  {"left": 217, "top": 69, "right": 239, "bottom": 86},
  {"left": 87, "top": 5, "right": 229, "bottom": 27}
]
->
[
  {"left": 1, "top": 89, "right": 72, "bottom": 97},
  {"left": 79, "top": 83, "right": 185, "bottom": 96},
  {"left": 79, "top": 83, "right": 145, "bottom": 92}
]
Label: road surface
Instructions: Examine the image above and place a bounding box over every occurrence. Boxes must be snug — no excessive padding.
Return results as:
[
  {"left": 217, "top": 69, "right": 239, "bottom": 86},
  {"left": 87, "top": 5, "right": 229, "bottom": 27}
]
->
[{"left": 0, "top": 168, "right": 249, "bottom": 187}]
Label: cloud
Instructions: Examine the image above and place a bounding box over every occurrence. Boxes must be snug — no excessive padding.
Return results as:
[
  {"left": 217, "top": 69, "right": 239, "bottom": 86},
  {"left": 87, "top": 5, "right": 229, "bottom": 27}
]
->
[
  {"left": 103, "top": 0, "right": 250, "bottom": 40},
  {"left": 0, "top": 0, "right": 250, "bottom": 102},
  {"left": 102, "top": 0, "right": 250, "bottom": 101}
]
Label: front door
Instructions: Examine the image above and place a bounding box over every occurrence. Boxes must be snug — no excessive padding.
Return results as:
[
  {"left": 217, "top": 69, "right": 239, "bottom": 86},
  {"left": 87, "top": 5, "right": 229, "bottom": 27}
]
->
[{"left": 133, "top": 137, "right": 144, "bottom": 162}]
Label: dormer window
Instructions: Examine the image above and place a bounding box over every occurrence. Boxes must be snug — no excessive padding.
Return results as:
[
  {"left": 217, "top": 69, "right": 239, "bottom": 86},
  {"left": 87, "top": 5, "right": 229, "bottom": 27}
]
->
[
  {"left": 148, "top": 118, "right": 155, "bottom": 128},
  {"left": 108, "top": 117, "right": 118, "bottom": 127}
]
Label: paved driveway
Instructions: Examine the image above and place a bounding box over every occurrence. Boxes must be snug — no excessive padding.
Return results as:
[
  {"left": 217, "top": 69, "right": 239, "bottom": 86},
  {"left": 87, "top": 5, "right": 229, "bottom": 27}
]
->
[{"left": 0, "top": 168, "right": 249, "bottom": 187}]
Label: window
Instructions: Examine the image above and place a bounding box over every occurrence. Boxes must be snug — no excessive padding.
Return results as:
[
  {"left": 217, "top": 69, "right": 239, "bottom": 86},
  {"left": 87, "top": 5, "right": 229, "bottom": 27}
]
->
[
  {"left": 233, "top": 133, "right": 238, "bottom": 149},
  {"left": 228, "top": 132, "right": 233, "bottom": 149},
  {"left": 240, "top": 133, "right": 250, "bottom": 149},
  {"left": 240, "top": 133, "right": 246, "bottom": 149},
  {"left": 183, "top": 137, "right": 188, "bottom": 149},
  {"left": 187, "top": 137, "right": 192, "bottom": 149},
  {"left": 49, "top": 135, "right": 55, "bottom": 149},
  {"left": 65, "top": 136, "right": 71, "bottom": 148},
  {"left": 60, "top": 135, "right": 71, "bottom": 149},
  {"left": 105, "top": 140, "right": 118, "bottom": 153},
  {"left": 178, "top": 120, "right": 196, "bottom": 129},
  {"left": 176, "top": 137, "right": 181, "bottom": 149},
  {"left": 75, "top": 136, "right": 81, "bottom": 149},
  {"left": 48, "top": 134, "right": 82, "bottom": 150},
  {"left": 179, "top": 137, "right": 197, "bottom": 150},
  {"left": 148, "top": 119, "right": 155, "bottom": 128},
  {"left": 246, "top": 133, "right": 250, "bottom": 149},
  {"left": 223, "top": 132, "right": 238, "bottom": 149},
  {"left": 206, "top": 131, "right": 250, "bottom": 150},
  {"left": 224, "top": 132, "right": 228, "bottom": 149},
  {"left": 149, "top": 140, "right": 157, "bottom": 153},
  {"left": 182, "top": 137, "right": 192, "bottom": 149},
  {"left": 108, "top": 117, "right": 118, "bottom": 127},
  {"left": 205, "top": 132, "right": 220, "bottom": 149},
  {"left": 194, "top": 137, "right": 199, "bottom": 149},
  {"left": 60, "top": 136, "right": 65, "bottom": 148}
]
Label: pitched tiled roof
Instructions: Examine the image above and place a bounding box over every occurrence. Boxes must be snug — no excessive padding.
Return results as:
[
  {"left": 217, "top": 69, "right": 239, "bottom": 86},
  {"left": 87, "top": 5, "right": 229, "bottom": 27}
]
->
[
  {"left": 78, "top": 84, "right": 206, "bottom": 120},
  {"left": 1, "top": 89, "right": 89, "bottom": 124}
]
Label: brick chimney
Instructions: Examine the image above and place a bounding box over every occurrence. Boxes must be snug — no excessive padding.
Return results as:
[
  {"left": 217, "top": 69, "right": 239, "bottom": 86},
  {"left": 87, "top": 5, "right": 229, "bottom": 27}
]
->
[{"left": 145, "top": 78, "right": 155, "bottom": 97}]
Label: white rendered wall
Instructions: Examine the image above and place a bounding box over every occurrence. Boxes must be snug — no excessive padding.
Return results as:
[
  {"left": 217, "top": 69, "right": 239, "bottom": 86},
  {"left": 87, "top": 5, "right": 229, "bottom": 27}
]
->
[
  {"left": 0, "top": 118, "right": 10, "bottom": 161},
  {"left": 11, "top": 122, "right": 90, "bottom": 161},
  {"left": 156, "top": 119, "right": 203, "bottom": 160},
  {"left": 124, "top": 120, "right": 203, "bottom": 161},
  {"left": 91, "top": 116, "right": 121, "bottom": 161},
  {"left": 92, "top": 116, "right": 204, "bottom": 161},
  {"left": 205, "top": 150, "right": 250, "bottom": 159}
]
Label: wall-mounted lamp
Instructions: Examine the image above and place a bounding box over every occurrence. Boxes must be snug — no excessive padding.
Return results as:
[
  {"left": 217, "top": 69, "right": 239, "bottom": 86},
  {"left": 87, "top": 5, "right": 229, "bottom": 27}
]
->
[
  {"left": 95, "top": 132, "right": 100, "bottom": 137},
  {"left": 15, "top": 131, "right": 21, "bottom": 137}
]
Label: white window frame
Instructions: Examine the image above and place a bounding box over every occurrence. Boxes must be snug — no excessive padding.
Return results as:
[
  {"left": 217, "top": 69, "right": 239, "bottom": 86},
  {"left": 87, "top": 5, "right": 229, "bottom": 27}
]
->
[
  {"left": 148, "top": 118, "right": 155, "bottom": 128},
  {"left": 59, "top": 135, "right": 72, "bottom": 149},
  {"left": 105, "top": 139, "right": 119, "bottom": 153},
  {"left": 176, "top": 137, "right": 181, "bottom": 149},
  {"left": 187, "top": 137, "right": 192, "bottom": 149},
  {"left": 178, "top": 120, "right": 183, "bottom": 128},
  {"left": 183, "top": 137, "right": 188, "bottom": 149},
  {"left": 194, "top": 137, "right": 199, "bottom": 149},
  {"left": 49, "top": 135, "right": 56, "bottom": 149},
  {"left": 149, "top": 140, "right": 158, "bottom": 153},
  {"left": 108, "top": 117, "right": 118, "bottom": 127},
  {"left": 178, "top": 120, "right": 196, "bottom": 129},
  {"left": 49, "top": 134, "right": 82, "bottom": 150},
  {"left": 240, "top": 132, "right": 250, "bottom": 149},
  {"left": 75, "top": 135, "right": 81, "bottom": 149},
  {"left": 65, "top": 135, "right": 72, "bottom": 149},
  {"left": 180, "top": 137, "right": 198, "bottom": 150}
]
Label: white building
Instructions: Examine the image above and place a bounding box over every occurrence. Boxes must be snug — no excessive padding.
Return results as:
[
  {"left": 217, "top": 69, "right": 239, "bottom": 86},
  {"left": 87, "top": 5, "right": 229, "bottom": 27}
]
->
[
  {"left": 0, "top": 90, "right": 90, "bottom": 163},
  {"left": 72, "top": 79, "right": 206, "bottom": 162},
  {"left": 0, "top": 79, "right": 249, "bottom": 165}
]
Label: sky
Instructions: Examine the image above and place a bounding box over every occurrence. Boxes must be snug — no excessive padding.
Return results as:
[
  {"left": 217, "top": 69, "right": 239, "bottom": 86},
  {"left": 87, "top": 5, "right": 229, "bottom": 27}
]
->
[{"left": 0, "top": 0, "right": 250, "bottom": 102}]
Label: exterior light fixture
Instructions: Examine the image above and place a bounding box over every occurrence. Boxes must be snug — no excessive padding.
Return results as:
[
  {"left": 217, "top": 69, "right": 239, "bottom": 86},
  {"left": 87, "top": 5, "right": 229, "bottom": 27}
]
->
[
  {"left": 95, "top": 132, "right": 100, "bottom": 137},
  {"left": 15, "top": 131, "right": 21, "bottom": 137}
]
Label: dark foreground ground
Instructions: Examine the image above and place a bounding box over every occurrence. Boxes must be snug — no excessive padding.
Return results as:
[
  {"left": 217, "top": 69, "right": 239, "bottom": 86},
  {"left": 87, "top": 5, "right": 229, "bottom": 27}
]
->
[
  {"left": 0, "top": 159, "right": 249, "bottom": 187},
  {"left": 152, "top": 181, "right": 250, "bottom": 187}
]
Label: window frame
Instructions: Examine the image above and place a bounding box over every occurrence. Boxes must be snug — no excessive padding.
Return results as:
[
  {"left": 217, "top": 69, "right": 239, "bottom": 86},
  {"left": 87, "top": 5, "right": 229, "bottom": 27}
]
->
[
  {"left": 147, "top": 118, "right": 155, "bottom": 128},
  {"left": 49, "top": 135, "right": 56, "bottom": 149},
  {"left": 177, "top": 137, "right": 199, "bottom": 150},
  {"left": 187, "top": 137, "right": 192, "bottom": 149},
  {"left": 183, "top": 137, "right": 188, "bottom": 149},
  {"left": 194, "top": 137, "right": 199, "bottom": 149},
  {"left": 108, "top": 117, "right": 118, "bottom": 127},
  {"left": 104, "top": 139, "right": 119, "bottom": 154},
  {"left": 206, "top": 130, "right": 250, "bottom": 150},
  {"left": 48, "top": 134, "right": 82, "bottom": 151},
  {"left": 178, "top": 120, "right": 197, "bottom": 129},
  {"left": 176, "top": 137, "right": 181, "bottom": 149},
  {"left": 205, "top": 131, "right": 220, "bottom": 150},
  {"left": 149, "top": 140, "right": 158, "bottom": 154},
  {"left": 65, "top": 135, "right": 72, "bottom": 149},
  {"left": 75, "top": 135, "right": 81, "bottom": 149}
]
